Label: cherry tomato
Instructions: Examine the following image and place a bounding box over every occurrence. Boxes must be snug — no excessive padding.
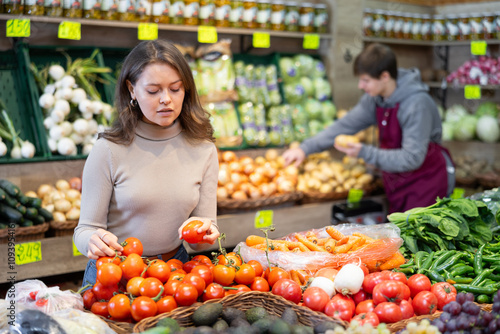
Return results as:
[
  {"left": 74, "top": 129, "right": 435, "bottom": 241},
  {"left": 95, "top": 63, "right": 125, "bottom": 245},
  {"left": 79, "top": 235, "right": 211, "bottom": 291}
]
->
[
  {"left": 272, "top": 278, "right": 302, "bottom": 304},
  {"left": 191, "top": 255, "right": 213, "bottom": 266},
  {"left": 146, "top": 260, "right": 171, "bottom": 283},
  {"left": 203, "top": 283, "right": 225, "bottom": 301},
  {"left": 126, "top": 276, "right": 145, "bottom": 296},
  {"left": 212, "top": 264, "right": 236, "bottom": 286},
  {"left": 164, "top": 278, "right": 183, "bottom": 296},
  {"left": 96, "top": 256, "right": 121, "bottom": 269},
  {"left": 399, "top": 299, "right": 414, "bottom": 319},
  {"left": 412, "top": 291, "right": 438, "bottom": 316},
  {"left": 217, "top": 253, "right": 242, "bottom": 267},
  {"left": 121, "top": 237, "right": 144, "bottom": 256},
  {"left": 97, "top": 263, "right": 123, "bottom": 287},
  {"left": 157, "top": 295, "right": 177, "bottom": 314},
  {"left": 250, "top": 277, "right": 270, "bottom": 292},
  {"left": 355, "top": 299, "right": 375, "bottom": 315},
  {"left": 82, "top": 289, "right": 97, "bottom": 310},
  {"left": 181, "top": 220, "right": 206, "bottom": 244},
  {"left": 352, "top": 312, "right": 380, "bottom": 327},
  {"left": 267, "top": 267, "right": 290, "bottom": 288},
  {"left": 372, "top": 280, "right": 411, "bottom": 305},
  {"left": 407, "top": 274, "right": 432, "bottom": 299},
  {"left": 92, "top": 281, "right": 119, "bottom": 301},
  {"left": 373, "top": 302, "right": 403, "bottom": 323},
  {"left": 324, "top": 294, "right": 355, "bottom": 322},
  {"left": 190, "top": 265, "right": 214, "bottom": 286},
  {"left": 235, "top": 264, "right": 256, "bottom": 285},
  {"left": 430, "top": 282, "right": 457, "bottom": 310},
  {"left": 120, "top": 253, "right": 147, "bottom": 280},
  {"left": 108, "top": 294, "right": 132, "bottom": 320},
  {"left": 131, "top": 296, "right": 158, "bottom": 322},
  {"left": 302, "top": 287, "right": 330, "bottom": 312},
  {"left": 174, "top": 283, "right": 199, "bottom": 306},
  {"left": 183, "top": 273, "right": 206, "bottom": 296},
  {"left": 91, "top": 301, "right": 109, "bottom": 318},
  {"left": 140, "top": 277, "right": 164, "bottom": 298},
  {"left": 166, "top": 259, "right": 184, "bottom": 272},
  {"left": 169, "top": 271, "right": 186, "bottom": 281},
  {"left": 247, "top": 260, "right": 264, "bottom": 277}
]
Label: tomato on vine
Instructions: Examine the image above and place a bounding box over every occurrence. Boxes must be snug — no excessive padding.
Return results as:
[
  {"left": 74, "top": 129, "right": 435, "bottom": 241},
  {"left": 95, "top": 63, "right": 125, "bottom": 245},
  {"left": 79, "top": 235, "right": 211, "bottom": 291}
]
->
[
  {"left": 139, "top": 277, "right": 164, "bottom": 298},
  {"left": 212, "top": 264, "right": 236, "bottom": 286},
  {"left": 90, "top": 301, "right": 109, "bottom": 318},
  {"left": 157, "top": 295, "right": 177, "bottom": 314},
  {"left": 126, "top": 277, "right": 145, "bottom": 297},
  {"left": 146, "top": 260, "right": 171, "bottom": 283},
  {"left": 174, "top": 283, "right": 199, "bottom": 306},
  {"left": 97, "top": 263, "right": 122, "bottom": 287},
  {"left": 190, "top": 265, "right": 213, "bottom": 286},
  {"left": 181, "top": 220, "right": 206, "bottom": 244},
  {"left": 203, "top": 283, "right": 225, "bottom": 301},
  {"left": 108, "top": 294, "right": 132, "bottom": 320},
  {"left": 131, "top": 296, "right": 158, "bottom": 322},
  {"left": 234, "top": 264, "right": 256, "bottom": 285},
  {"left": 120, "top": 253, "right": 147, "bottom": 280},
  {"left": 121, "top": 237, "right": 143, "bottom": 256}
]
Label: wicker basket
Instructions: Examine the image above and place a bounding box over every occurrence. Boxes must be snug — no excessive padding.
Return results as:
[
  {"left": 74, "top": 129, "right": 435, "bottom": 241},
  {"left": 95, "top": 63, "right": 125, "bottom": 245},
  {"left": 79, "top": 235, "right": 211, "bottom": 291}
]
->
[
  {"left": 477, "top": 172, "right": 500, "bottom": 190},
  {"left": 301, "top": 184, "right": 375, "bottom": 205},
  {"left": 217, "top": 192, "right": 303, "bottom": 213},
  {"left": 0, "top": 222, "right": 49, "bottom": 244},
  {"left": 47, "top": 220, "right": 78, "bottom": 237},
  {"left": 133, "top": 291, "right": 348, "bottom": 332}
]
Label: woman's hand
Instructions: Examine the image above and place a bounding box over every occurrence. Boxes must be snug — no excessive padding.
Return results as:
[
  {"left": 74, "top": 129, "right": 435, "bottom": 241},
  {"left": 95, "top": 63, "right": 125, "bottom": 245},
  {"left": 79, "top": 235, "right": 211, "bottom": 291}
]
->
[
  {"left": 282, "top": 147, "right": 306, "bottom": 167},
  {"left": 334, "top": 142, "right": 362, "bottom": 158},
  {"left": 178, "top": 217, "right": 220, "bottom": 245},
  {"left": 87, "top": 228, "right": 123, "bottom": 260}
]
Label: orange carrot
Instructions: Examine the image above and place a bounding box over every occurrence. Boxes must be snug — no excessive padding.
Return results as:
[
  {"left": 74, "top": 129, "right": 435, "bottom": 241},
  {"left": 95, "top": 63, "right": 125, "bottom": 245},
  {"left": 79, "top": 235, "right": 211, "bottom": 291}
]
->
[
  {"left": 334, "top": 236, "right": 360, "bottom": 253},
  {"left": 316, "top": 238, "right": 329, "bottom": 246},
  {"left": 246, "top": 235, "right": 268, "bottom": 246},
  {"left": 295, "top": 234, "right": 327, "bottom": 252},
  {"left": 296, "top": 270, "right": 308, "bottom": 284},
  {"left": 378, "top": 252, "right": 406, "bottom": 270},
  {"left": 352, "top": 232, "right": 375, "bottom": 243},
  {"left": 349, "top": 237, "right": 366, "bottom": 252},
  {"left": 325, "top": 226, "right": 346, "bottom": 241},
  {"left": 336, "top": 236, "right": 349, "bottom": 246},
  {"left": 324, "top": 239, "right": 337, "bottom": 252},
  {"left": 290, "top": 270, "right": 302, "bottom": 285}
]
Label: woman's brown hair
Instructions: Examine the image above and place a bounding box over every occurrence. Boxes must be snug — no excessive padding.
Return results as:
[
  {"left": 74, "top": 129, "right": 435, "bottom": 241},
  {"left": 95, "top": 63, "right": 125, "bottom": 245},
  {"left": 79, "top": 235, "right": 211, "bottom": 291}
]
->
[{"left": 100, "top": 40, "right": 214, "bottom": 145}]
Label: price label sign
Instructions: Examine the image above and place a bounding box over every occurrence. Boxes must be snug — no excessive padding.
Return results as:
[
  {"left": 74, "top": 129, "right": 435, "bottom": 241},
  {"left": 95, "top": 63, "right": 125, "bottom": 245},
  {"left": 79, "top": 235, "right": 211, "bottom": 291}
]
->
[
  {"left": 303, "top": 34, "right": 320, "bottom": 50},
  {"left": 198, "top": 26, "right": 218, "bottom": 44},
  {"left": 58, "top": 21, "right": 81, "bottom": 40},
  {"left": 6, "top": 19, "right": 30, "bottom": 38},
  {"left": 464, "top": 85, "right": 481, "bottom": 99},
  {"left": 347, "top": 189, "right": 364, "bottom": 204},
  {"left": 73, "top": 241, "right": 83, "bottom": 256},
  {"left": 254, "top": 210, "right": 273, "bottom": 229},
  {"left": 15, "top": 241, "right": 42, "bottom": 265},
  {"left": 471, "top": 41, "right": 487, "bottom": 56},
  {"left": 450, "top": 188, "right": 465, "bottom": 199},
  {"left": 253, "top": 32, "right": 270, "bottom": 48},
  {"left": 138, "top": 23, "right": 158, "bottom": 40}
]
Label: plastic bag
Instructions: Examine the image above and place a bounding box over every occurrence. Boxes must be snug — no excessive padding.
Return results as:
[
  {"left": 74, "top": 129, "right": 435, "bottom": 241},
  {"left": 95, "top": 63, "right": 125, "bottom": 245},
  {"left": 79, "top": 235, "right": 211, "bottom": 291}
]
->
[
  {"left": 52, "top": 309, "right": 116, "bottom": 334},
  {"left": 9, "top": 309, "right": 66, "bottom": 334},
  {"left": 5, "top": 280, "right": 83, "bottom": 314},
  {"left": 237, "top": 223, "right": 403, "bottom": 273}
]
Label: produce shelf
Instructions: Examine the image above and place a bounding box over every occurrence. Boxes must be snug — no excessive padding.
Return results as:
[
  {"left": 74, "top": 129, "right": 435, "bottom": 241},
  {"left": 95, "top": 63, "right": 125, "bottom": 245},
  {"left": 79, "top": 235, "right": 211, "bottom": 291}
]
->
[
  {"left": 363, "top": 36, "right": 500, "bottom": 47},
  {"left": 425, "top": 81, "right": 500, "bottom": 90}
]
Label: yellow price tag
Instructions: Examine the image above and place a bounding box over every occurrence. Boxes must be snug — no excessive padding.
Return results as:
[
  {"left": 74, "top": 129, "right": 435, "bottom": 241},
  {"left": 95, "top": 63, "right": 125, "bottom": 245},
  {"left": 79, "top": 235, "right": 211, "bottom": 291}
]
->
[
  {"left": 253, "top": 32, "right": 270, "bottom": 48},
  {"left": 58, "top": 21, "right": 81, "bottom": 40},
  {"left": 254, "top": 210, "right": 273, "bottom": 229},
  {"left": 6, "top": 19, "right": 30, "bottom": 38},
  {"left": 464, "top": 85, "right": 481, "bottom": 99},
  {"left": 73, "top": 241, "right": 83, "bottom": 257},
  {"left": 347, "top": 189, "right": 364, "bottom": 204},
  {"left": 471, "top": 41, "right": 487, "bottom": 56},
  {"left": 15, "top": 242, "right": 42, "bottom": 266},
  {"left": 198, "top": 26, "right": 218, "bottom": 44},
  {"left": 303, "top": 34, "right": 320, "bottom": 50},
  {"left": 450, "top": 188, "right": 465, "bottom": 199},
  {"left": 138, "top": 23, "right": 158, "bottom": 40}
]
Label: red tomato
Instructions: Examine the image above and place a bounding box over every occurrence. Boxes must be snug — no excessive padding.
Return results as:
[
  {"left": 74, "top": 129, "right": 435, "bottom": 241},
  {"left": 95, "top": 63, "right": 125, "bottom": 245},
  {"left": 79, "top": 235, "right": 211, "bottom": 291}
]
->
[
  {"left": 399, "top": 299, "right": 414, "bottom": 320},
  {"left": 413, "top": 291, "right": 438, "bottom": 315},
  {"left": 407, "top": 274, "right": 432, "bottom": 299},
  {"left": 386, "top": 271, "right": 408, "bottom": 285},
  {"left": 157, "top": 296, "right": 177, "bottom": 314},
  {"left": 373, "top": 302, "right": 403, "bottom": 323},
  {"left": 203, "top": 283, "right": 225, "bottom": 301},
  {"left": 147, "top": 260, "right": 171, "bottom": 283},
  {"left": 352, "top": 312, "right": 380, "bottom": 327},
  {"left": 352, "top": 289, "right": 370, "bottom": 305},
  {"left": 96, "top": 256, "right": 121, "bottom": 269},
  {"left": 324, "top": 294, "right": 355, "bottom": 322},
  {"left": 131, "top": 296, "right": 158, "bottom": 322},
  {"left": 372, "top": 280, "right": 411, "bottom": 305},
  {"left": 355, "top": 299, "right": 375, "bottom": 315},
  {"left": 82, "top": 289, "right": 97, "bottom": 310},
  {"left": 183, "top": 260, "right": 201, "bottom": 274},
  {"left": 108, "top": 294, "right": 131, "bottom": 320},
  {"left": 191, "top": 255, "right": 213, "bottom": 266},
  {"left": 121, "top": 237, "right": 144, "bottom": 256},
  {"left": 174, "top": 283, "right": 199, "bottom": 306},
  {"left": 165, "top": 259, "right": 184, "bottom": 272},
  {"left": 139, "top": 277, "right": 164, "bottom": 298},
  {"left": 430, "top": 282, "right": 457, "bottom": 310},
  {"left": 302, "top": 287, "right": 330, "bottom": 312},
  {"left": 92, "top": 281, "right": 119, "bottom": 301},
  {"left": 225, "top": 284, "right": 251, "bottom": 296},
  {"left": 97, "top": 263, "right": 123, "bottom": 287},
  {"left": 90, "top": 301, "right": 109, "bottom": 318},
  {"left": 126, "top": 277, "right": 144, "bottom": 296},
  {"left": 314, "top": 267, "right": 338, "bottom": 281},
  {"left": 164, "top": 278, "right": 183, "bottom": 296},
  {"left": 271, "top": 278, "right": 302, "bottom": 304},
  {"left": 217, "top": 253, "right": 243, "bottom": 267},
  {"left": 247, "top": 260, "right": 264, "bottom": 277},
  {"left": 212, "top": 264, "right": 236, "bottom": 286},
  {"left": 169, "top": 271, "right": 186, "bottom": 282},
  {"left": 120, "top": 253, "right": 147, "bottom": 280},
  {"left": 363, "top": 271, "right": 390, "bottom": 294},
  {"left": 235, "top": 264, "right": 256, "bottom": 285},
  {"left": 183, "top": 273, "right": 206, "bottom": 296},
  {"left": 267, "top": 267, "right": 291, "bottom": 288},
  {"left": 181, "top": 220, "right": 206, "bottom": 243},
  {"left": 190, "top": 265, "right": 214, "bottom": 286},
  {"left": 250, "top": 277, "right": 270, "bottom": 292}
]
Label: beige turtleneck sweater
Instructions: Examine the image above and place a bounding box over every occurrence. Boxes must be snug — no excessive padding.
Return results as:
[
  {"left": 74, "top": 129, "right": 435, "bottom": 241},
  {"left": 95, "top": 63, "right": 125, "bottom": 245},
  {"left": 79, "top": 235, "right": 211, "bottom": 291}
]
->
[{"left": 73, "top": 120, "right": 219, "bottom": 257}]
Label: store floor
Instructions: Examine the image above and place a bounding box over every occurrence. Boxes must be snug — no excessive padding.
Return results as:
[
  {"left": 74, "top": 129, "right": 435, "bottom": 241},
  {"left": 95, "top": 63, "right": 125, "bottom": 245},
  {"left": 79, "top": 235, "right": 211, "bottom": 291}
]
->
[{"left": 0, "top": 272, "right": 84, "bottom": 299}]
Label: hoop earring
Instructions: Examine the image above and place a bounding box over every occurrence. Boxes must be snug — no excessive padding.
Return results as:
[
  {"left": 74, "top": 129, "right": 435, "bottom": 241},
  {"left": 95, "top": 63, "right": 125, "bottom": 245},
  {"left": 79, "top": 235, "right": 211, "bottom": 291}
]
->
[{"left": 130, "top": 99, "right": 138, "bottom": 107}]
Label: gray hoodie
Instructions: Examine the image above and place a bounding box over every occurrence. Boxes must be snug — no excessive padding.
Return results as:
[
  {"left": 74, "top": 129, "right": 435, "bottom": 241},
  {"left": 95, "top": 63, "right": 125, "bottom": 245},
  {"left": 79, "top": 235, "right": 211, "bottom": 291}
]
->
[{"left": 300, "top": 68, "right": 443, "bottom": 173}]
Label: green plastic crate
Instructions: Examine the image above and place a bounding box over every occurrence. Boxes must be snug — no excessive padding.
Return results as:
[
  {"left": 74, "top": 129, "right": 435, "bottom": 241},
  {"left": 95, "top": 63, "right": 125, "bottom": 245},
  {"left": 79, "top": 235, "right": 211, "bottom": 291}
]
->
[
  {"left": 100, "top": 47, "right": 131, "bottom": 105},
  {"left": 0, "top": 49, "right": 51, "bottom": 164}
]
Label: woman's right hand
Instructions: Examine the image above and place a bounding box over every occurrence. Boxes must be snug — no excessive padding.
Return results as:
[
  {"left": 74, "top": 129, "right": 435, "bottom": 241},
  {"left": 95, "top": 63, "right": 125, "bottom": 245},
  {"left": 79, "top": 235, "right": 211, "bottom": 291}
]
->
[
  {"left": 282, "top": 147, "right": 306, "bottom": 167},
  {"left": 87, "top": 229, "right": 123, "bottom": 260}
]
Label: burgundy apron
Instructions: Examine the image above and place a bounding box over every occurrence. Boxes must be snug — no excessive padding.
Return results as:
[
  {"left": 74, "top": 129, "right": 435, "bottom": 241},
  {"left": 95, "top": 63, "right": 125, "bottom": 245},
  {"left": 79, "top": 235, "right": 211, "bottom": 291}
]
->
[{"left": 377, "top": 104, "right": 449, "bottom": 213}]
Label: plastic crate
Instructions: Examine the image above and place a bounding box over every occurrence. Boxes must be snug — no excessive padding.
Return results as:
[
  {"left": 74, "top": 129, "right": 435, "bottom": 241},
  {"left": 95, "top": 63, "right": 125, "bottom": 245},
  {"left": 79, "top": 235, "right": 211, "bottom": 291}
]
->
[
  {"left": 0, "top": 49, "right": 51, "bottom": 164},
  {"left": 99, "top": 47, "right": 131, "bottom": 106},
  {"left": 19, "top": 43, "right": 114, "bottom": 161}
]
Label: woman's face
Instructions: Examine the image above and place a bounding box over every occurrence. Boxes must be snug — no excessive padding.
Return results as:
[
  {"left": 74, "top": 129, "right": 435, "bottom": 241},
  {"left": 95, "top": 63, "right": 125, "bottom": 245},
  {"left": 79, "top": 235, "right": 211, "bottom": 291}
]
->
[{"left": 127, "top": 62, "right": 185, "bottom": 127}]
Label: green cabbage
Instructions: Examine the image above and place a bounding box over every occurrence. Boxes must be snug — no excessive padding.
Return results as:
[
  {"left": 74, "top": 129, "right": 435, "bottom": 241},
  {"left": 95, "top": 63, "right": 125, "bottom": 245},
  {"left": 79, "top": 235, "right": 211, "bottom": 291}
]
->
[
  {"left": 476, "top": 115, "right": 500, "bottom": 143},
  {"left": 453, "top": 115, "right": 477, "bottom": 141}
]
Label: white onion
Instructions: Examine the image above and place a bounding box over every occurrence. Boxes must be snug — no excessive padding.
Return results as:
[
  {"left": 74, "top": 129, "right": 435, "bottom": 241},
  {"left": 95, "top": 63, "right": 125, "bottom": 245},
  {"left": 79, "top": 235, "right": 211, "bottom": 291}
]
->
[
  {"left": 91, "top": 100, "right": 103, "bottom": 115},
  {"left": 49, "top": 65, "right": 65, "bottom": 81},
  {"left": 43, "top": 117, "right": 55, "bottom": 130},
  {"left": 50, "top": 109, "right": 65, "bottom": 124},
  {"left": 49, "top": 125, "right": 63, "bottom": 140},
  {"left": 39, "top": 93, "right": 55, "bottom": 109},
  {"left": 44, "top": 84, "right": 56, "bottom": 95},
  {"left": 81, "top": 111, "right": 94, "bottom": 120},
  {"left": 54, "top": 99, "right": 71, "bottom": 116},
  {"left": 60, "top": 121, "right": 73, "bottom": 137},
  {"left": 78, "top": 99, "right": 93, "bottom": 114},
  {"left": 70, "top": 132, "right": 84, "bottom": 145},
  {"left": 57, "top": 137, "right": 77, "bottom": 156},
  {"left": 73, "top": 118, "right": 89, "bottom": 136},
  {"left": 87, "top": 119, "right": 99, "bottom": 134},
  {"left": 60, "top": 75, "right": 76, "bottom": 88},
  {"left": 83, "top": 134, "right": 96, "bottom": 145},
  {"left": 103, "top": 104, "right": 114, "bottom": 121},
  {"left": 20, "top": 141, "right": 36, "bottom": 158},
  {"left": 47, "top": 138, "right": 57, "bottom": 152},
  {"left": 0, "top": 141, "right": 7, "bottom": 157},
  {"left": 70, "top": 88, "right": 87, "bottom": 104},
  {"left": 59, "top": 88, "right": 73, "bottom": 101},
  {"left": 10, "top": 146, "right": 22, "bottom": 159}
]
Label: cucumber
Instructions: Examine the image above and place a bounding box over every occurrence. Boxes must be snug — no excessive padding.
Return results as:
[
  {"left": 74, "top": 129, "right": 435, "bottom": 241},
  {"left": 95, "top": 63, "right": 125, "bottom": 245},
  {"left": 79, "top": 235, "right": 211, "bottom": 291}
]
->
[
  {"left": 0, "top": 179, "right": 21, "bottom": 198},
  {"left": 32, "top": 215, "right": 45, "bottom": 225},
  {"left": 18, "top": 194, "right": 30, "bottom": 205},
  {"left": 26, "top": 197, "right": 42, "bottom": 208},
  {"left": 38, "top": 207, "right": 54, "bottom": 222},
  {"left": 15, "top": 203, "right": 27, "bottom": 215},
  {"left": 19, "top": 220, "right": 34, "bottom": 227},
  {"left": 25, "top": 207, "right": 38, "bottom": 220},
  {"left": 0, "top": 202, "right": 24, "bottom": 222},
  {"left": 0, "top": 188, "right": 6, "bottom": 201},
  {"left": 3, "top": 193, "right": 18, "bottom": 208}
]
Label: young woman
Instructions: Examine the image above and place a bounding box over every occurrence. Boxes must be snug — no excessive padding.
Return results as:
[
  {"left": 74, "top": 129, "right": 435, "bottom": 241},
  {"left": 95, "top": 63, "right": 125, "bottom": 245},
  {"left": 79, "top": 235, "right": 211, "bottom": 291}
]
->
[{"left": 73, "top": 40, "right": 220, "bottom": 287}]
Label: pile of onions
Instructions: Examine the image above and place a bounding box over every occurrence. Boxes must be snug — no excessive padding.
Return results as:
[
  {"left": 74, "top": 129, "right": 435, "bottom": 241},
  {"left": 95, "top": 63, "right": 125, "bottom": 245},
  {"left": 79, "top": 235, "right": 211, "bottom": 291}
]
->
[{"left": 217, "top": 149, "right": 299, "bottom": 201}]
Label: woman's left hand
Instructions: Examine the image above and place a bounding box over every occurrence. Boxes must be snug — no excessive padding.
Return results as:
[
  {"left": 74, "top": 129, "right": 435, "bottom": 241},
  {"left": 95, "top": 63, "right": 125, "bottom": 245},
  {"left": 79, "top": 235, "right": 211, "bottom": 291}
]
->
[
  {"left": 178, "top": 217, "right": 220, "bottom": 245},
  {"left": 334, "top": 142, "right": 362, "bottom": 158}
]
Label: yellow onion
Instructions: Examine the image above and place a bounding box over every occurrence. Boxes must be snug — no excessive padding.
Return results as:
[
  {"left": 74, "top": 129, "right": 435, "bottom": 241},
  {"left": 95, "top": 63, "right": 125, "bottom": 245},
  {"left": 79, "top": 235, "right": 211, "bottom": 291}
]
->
[
  {"left": 54, "top": 199, "right": 72, "bottom": 213},
  {"left": 239, "top": 156, "right": 254, "bottom": 166},
  {"left": 231, "top": 190, "right": 248, "bottom": 200},
  {"left": 222, "top": 151, "right": 237, "bottom": 162},
  {"left": 239, "top": 182, "right": 251, "bottom": 195},
  {"left": 66, "top": 207, "right": 81, "bottom": 221},
  {"left": 218, "top": 167, "right": 230, "bottom": 186},
  {"left": 249, "top": 172, "right": 265, "bottom": 187},
  {"left": 254, "top": 156, "right": 266, "bottom": 166},
  {"left": 229, "top": 161, "right": 243, "bottom": 173},
  {"left": 53, "top": 211, "right": 67, "bottom": 223},
  {"left": 37, "top": 184, "right": 54, "bottom": 199},
  {"left": 230, "top": 172, "right": 243, "bottom": 186},
  {"left": 217, "top": 187, "right": 228, "bottom": 200},
  {"left": 224, "top": 182, "right": 236, "bottom": 196},
  {"left": 259, "top": 183, "right": 275, "bottom": 197},
  {"left": 243, "top": 163, "right": 255, "bottom": 175},
  {"left": 263, "top": 162, "right": 277, "bottom": 179},
  {"left": 277, "top": 179, "right": 295, "bottom": 193},
  {"left": 25, "top": 191, "right": 38, "bottom": 198},
  {"left": 55, "top": 179, "right": 71, "bottom": 191},
  {"left": 265, "top": 149, "right": 279, "bottom": 161},
  {"left": 247, "top": 185, "right": 261, "bottom": 199}
]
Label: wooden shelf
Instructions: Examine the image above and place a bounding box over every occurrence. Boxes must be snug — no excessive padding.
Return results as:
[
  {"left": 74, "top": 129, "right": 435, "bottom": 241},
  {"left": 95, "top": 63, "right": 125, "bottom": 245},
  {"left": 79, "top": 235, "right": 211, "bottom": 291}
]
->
[
  {"left": 425, "top": 81, "right": 500, "bottom": 90},
  {"left": 363, "top": 36, "right": 500, "bottom": 47}
]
